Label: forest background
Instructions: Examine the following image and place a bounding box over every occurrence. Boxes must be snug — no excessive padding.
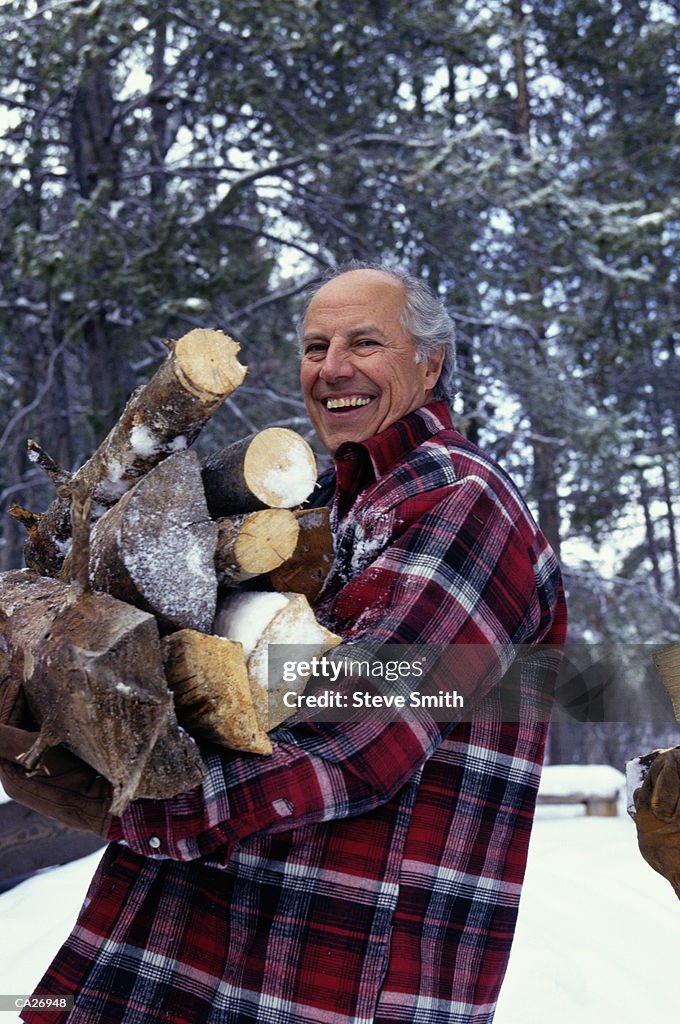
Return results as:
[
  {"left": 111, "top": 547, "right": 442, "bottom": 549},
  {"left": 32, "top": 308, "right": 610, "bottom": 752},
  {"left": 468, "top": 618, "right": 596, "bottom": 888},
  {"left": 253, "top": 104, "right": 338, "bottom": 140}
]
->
[{"left": 0, "top": 0, "right": 678, "bottom": 766}]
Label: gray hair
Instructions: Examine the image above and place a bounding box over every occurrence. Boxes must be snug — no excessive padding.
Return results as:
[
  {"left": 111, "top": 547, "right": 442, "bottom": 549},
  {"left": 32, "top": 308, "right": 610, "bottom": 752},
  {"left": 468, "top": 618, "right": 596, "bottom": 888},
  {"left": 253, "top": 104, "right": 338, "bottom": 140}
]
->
[{"left": 298, "top": 260, "right": 457, "bottom": 405}]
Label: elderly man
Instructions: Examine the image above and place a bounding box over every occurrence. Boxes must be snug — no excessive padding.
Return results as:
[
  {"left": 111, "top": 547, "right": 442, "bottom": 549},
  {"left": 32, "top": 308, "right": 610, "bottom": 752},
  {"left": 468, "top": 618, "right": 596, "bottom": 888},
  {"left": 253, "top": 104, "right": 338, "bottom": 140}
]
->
[{"left": 1, "top": 263, "right": 566, "bottom": 1024}]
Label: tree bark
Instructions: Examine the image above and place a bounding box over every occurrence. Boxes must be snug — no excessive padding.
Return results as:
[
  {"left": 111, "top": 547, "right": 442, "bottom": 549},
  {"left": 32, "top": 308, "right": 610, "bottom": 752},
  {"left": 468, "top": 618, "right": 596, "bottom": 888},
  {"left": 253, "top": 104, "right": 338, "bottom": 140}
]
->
[
  {"left": 638, "top": 470, "right": 663, "bottom": 594},
  {"left": 509, "top": 0, "right": 563, "bottom": 559},
  {"left": 531, "top": 433, "right": 562, "bottom": 560},
  {"left": 653, "top": 644, "right": 680, "bottom": 723},
  {"left": 69, "top": 28, "right": 121, "bottom": 200},
  {"left": 510, "top": 0, "right": 531, "bottom": 141},
  {"left": 149, "top": 13, "right": 170, "bottom": 206},
  {"left": 269, "top": 507, "right": 334, "bottom": 601}
]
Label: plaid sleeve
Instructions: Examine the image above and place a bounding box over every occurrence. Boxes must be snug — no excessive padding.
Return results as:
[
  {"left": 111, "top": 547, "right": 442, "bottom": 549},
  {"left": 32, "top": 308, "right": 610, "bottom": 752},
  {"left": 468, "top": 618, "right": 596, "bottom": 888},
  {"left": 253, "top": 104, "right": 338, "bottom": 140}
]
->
[{"left": 114, "top": 476, "right": 562, "bottom": 862}]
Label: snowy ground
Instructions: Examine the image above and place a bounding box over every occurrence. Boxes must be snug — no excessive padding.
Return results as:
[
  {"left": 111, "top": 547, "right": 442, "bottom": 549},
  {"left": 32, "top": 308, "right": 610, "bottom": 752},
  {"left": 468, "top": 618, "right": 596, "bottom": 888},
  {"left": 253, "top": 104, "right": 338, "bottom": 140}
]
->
[
  {"left": 497, "top": 807, "right": 679, "bottom": 1023},
  {"left": 0, "top": 807, "right": 677, "bottom": 1021}
]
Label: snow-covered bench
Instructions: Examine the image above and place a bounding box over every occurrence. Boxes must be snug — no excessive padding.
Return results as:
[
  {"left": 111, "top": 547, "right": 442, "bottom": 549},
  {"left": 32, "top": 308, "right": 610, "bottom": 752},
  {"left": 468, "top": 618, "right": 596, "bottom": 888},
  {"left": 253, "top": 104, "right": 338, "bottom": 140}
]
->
[{"left": 537, "top": 764, "right": 625, "bottom": 817}]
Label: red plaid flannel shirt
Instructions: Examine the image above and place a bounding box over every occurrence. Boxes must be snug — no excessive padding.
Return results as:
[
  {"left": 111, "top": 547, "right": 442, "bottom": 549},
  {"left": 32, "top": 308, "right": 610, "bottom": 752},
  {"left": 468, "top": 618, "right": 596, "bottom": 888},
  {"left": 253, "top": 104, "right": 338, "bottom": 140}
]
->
[{"left": 24, "top": 401, "right": 566, "bottom": 1024}]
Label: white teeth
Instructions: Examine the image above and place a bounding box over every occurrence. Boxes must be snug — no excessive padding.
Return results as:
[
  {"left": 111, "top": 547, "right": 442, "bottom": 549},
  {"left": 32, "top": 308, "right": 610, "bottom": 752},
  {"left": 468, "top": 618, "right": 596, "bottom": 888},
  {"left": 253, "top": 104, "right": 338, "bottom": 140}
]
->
[{"left": 325, "top": 396, "right": 373, "bottom": 410}]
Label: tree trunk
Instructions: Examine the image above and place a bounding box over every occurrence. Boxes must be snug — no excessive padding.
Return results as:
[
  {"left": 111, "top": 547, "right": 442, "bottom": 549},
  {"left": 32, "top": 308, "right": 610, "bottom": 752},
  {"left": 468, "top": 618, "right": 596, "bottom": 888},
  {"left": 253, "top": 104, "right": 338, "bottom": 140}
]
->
[
  {"left": 510, "top": 0, "right": 531, "bottom": 142},
  {"left": 638, "top": 470, "right": 663, "bottom": 594},
  {"left": 531, "top": 432, "right": 562, "bottom": 560},
  {"left": 69, "top": 15, "right": 120, "bottom": 201},
  {"left": 509, "top": 0, "right": 563, "bottom": 559},
  {"left": 149, "top": 13, "right": 170, "bottom": 206}
]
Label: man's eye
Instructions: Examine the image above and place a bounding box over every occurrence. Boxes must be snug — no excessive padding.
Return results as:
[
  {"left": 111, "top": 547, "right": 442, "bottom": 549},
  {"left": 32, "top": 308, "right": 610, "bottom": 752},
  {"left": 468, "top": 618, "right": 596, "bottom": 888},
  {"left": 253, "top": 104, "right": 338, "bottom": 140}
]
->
[
  {"left": 304, "top": 343, "right": 328, "bottom": 357},
  {"left": 356, "top": 338, "right": 380, "bottom": 349}
]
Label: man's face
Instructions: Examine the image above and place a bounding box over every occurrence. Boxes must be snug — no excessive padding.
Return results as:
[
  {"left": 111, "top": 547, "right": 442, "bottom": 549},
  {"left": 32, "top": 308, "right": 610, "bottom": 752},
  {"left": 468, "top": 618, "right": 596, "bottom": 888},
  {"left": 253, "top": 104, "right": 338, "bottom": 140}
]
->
[{"left": 300, "top": 270, "right": 444, "bottom": 454}]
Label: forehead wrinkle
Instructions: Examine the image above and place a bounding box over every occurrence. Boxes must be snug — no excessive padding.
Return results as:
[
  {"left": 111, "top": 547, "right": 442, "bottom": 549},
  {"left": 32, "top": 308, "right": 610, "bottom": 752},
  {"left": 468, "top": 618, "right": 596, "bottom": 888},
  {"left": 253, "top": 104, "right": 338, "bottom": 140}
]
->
[{"left": 346, "top": 324, "right": 387, "bottom": 341}]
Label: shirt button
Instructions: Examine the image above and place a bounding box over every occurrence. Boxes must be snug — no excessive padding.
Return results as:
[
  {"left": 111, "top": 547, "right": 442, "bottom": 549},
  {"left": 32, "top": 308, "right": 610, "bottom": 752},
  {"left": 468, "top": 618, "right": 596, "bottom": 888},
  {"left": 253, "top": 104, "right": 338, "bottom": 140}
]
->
[{"left": 149, "top": 836, "right": 161, "bottom": 849}]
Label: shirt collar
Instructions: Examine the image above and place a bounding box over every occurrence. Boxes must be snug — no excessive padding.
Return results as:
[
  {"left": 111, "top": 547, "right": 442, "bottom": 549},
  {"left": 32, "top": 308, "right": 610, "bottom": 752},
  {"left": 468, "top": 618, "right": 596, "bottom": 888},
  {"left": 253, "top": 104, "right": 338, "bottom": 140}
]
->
[{"left": 333, "top": 400, "right": 453, "bottom": 495}]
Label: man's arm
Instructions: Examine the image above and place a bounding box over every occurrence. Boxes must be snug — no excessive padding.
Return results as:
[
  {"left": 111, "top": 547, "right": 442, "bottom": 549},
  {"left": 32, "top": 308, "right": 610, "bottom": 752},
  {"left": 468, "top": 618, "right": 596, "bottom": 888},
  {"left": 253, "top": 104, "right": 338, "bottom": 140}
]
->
[{"left": 112, "top": 475, "right": 564, "bottom": 861}]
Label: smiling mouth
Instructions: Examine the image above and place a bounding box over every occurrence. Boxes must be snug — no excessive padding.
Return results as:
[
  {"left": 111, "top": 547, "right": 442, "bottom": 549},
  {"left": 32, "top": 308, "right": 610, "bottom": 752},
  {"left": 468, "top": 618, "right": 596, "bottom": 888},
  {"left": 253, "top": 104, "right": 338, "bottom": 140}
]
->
[{"left": 323, "top": 396, "right": 374, "bottom": 411}]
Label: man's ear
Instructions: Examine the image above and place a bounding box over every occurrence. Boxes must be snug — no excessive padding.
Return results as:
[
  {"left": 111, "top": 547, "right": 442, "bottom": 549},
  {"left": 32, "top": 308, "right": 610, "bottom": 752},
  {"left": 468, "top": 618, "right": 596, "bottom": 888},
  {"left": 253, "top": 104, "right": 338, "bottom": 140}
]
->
[{"left": 423, "top": 345, "right": 446, "bottom": 391}]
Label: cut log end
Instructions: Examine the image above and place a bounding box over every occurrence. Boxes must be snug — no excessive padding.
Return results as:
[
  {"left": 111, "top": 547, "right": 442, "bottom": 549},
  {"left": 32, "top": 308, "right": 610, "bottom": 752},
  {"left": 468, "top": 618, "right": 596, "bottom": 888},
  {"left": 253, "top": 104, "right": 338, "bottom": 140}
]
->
[
  {"left": 215, "top": 509, "right": 300, "bottom": 585},
  {"left": 214, "top": 589, "right": 341, "bottom": 732},
  {"left": 173, "top": 329, "right": 247, "bottom": 401},
  {"left": 202, "top": 427, "right": 318, "bottom": 517},
  {"left": 243, "top": 428, "right": 317, "bottom": 509}
]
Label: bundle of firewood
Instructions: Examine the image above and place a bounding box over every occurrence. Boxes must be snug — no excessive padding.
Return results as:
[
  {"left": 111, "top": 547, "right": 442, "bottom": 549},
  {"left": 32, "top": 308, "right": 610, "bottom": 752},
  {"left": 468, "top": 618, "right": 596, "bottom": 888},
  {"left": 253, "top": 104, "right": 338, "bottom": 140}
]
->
[{"left": 0, "top": 329, "right": 338, "bottom": 815}]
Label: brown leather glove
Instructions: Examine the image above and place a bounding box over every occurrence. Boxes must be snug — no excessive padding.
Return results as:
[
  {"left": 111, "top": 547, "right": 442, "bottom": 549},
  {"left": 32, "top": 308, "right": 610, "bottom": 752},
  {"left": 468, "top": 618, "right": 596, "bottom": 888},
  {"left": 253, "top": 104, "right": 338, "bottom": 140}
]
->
[
  {"left": 633, "top": 747, "right": 680, "bottom": 899},
  {"left": 0, "top": 677, "right": 113, "bottom": 839}
]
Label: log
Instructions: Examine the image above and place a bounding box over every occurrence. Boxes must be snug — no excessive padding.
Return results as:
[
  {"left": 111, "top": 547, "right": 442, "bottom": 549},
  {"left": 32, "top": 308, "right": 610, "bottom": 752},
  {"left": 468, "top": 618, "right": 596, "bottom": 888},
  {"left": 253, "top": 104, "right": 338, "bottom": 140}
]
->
[
  {"left": 202, "top": 428, "right": 317, "bottom": 516},
  {"left": 215, "top": 509, "right": 300, "bottom": 586},
  {"left": 269, "top": 507, "right": 334, "bottom": 602},
  {"left": 62, "top": 450, "right": 218, "bottom": 633},
  {"left": 19, "top": 329, "right": 247, "bottom": 576},
  {"left": 132, "top": 722, "right": 207, "bottom": 801},
  {"left": 26, "top": 438, "right": 72, "bottom": 493},
  {"left": 248, "top": 593, "right": 341, "bottom": 730},
  {"left": 653, "top": 643, "right": 680, "bottom": 722},
  {"left": 214, "top": 590, "right": 341, "bottom": 732},
  {"left": 0, "top": 569, "right": 204, "bottom": 815},
  {"left": 10, "top": 496, "right": 72, "bottom": 578},
  {"left": 161, "top": 630, "right": 271, "bottom": 754}
]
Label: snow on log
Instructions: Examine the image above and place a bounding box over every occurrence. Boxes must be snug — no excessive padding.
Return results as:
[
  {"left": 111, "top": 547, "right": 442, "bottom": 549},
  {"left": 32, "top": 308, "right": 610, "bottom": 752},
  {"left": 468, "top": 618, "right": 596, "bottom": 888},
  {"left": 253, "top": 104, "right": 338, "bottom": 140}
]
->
[
  {"left": 202, "top": 428, "right": 317, "bottom": 516},
  {"left": 214, "top": 590, "right": 341, "bottom": 732},
  {"left": 161, "top": 630, "right": 271, "bottom": 754},
  {"left": 215, "top": 509, "right": 300, "bottom": 586},
  {"left": 0, "top": 569, "right": 204, "bottom": 815},
  {"left": 62, "top": 450, "right": 218, "bottom": 633},
  {"left": 653, "top": 643, "right": 680, "bottom": 723},
  {"left": 269, "top": 507, "right": 334, "bottom": 602},
  {"left": 19, "top": 329, "right": 247, "bottom": 576}
]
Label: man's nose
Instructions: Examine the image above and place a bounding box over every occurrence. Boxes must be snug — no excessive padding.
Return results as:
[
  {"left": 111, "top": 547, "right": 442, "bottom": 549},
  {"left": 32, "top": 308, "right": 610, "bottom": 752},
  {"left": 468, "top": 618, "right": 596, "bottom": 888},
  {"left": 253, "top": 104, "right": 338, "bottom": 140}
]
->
[{"left": 319, "top": 339, "right": 353, "bottom": 382}]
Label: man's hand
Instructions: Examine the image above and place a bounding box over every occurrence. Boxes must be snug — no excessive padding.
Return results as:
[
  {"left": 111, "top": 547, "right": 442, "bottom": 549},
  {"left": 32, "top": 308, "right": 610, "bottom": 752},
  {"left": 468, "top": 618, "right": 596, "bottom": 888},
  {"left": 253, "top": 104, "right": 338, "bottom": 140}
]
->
[
  {"left": 633, "top": 747, "right": 680, "bottom": 899},
  {"left": 0, "top": 677, "right": 113, "bottom": 839}
]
